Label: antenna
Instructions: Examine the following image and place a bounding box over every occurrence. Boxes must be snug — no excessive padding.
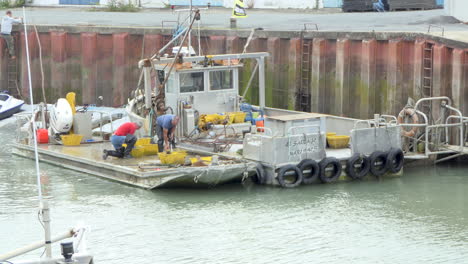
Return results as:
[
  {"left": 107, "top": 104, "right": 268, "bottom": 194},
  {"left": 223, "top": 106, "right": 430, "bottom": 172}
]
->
[
  {"left": 23, "top": 6, "right": 52, "bottom": 259},
  {"left": 22, "top": 7, "right": 42, "bottom": 205},
  {"left": 189, "top": 0, "right": 192, "bottom": 56}
]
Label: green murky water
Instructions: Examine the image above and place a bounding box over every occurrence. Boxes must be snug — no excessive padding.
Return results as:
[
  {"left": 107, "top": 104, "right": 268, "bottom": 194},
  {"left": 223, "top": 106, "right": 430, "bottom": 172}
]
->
[{"left": 0, "top": 122, "right": 467, "bottom": 263}]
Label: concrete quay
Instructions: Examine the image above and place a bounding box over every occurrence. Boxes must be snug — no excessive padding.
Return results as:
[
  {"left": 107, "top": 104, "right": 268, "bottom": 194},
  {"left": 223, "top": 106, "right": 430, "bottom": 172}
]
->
[{"left": 0, "top": 7, "right": 467, "bottom": 119}]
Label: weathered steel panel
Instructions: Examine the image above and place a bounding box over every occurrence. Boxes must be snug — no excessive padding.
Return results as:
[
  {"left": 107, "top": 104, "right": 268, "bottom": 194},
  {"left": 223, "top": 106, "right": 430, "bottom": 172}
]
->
[
  {"left": 351, "top": 126, "right": 402, "bottom": 155},
  {"left": 4, "top": 28, "right": 467, "bottom": 122},
  {"left": 243, "top": 132, "right": 326, "bottom": 165}
]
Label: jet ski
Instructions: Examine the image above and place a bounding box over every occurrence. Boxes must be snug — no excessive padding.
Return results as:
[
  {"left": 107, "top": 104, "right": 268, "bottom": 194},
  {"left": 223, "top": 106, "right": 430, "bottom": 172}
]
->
[{"left": 0, "top": 92, "right": 24, "bottom": 120}]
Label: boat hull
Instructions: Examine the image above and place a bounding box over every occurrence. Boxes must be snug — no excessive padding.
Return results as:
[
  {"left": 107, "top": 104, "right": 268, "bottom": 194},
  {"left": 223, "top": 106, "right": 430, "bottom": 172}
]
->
[
  {"left": 0, "top": 103, "right": 23, "bottom": 120},
  {"left": 11, "top": 142, "right": 255, "bottom": 189}
]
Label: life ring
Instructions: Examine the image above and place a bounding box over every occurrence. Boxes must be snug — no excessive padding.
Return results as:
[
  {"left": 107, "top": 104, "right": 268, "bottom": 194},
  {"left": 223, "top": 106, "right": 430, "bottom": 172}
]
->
[
  {"left": 386, "top": 148, "right": 404, "bottom": 173},
  {"left": 345, "top": 153, "right": 371, "bottom": 180},
  {"left": 369, "top": 151, "right": 388, "bottom": 177},
  {"left": 298, "top": 159, "right": 320, "bottom": 184},
  {"left": 318, "top": 157, "right": 342, "bottom": 183},
  {"left": 277, "top": 165, "right": 303, "bottom": 188},
  {"left": 397, "top": 108, "right": 419, "bottom": 137},
  {"left": 252, "top": 163, "right": 266, "bottom": 185}
]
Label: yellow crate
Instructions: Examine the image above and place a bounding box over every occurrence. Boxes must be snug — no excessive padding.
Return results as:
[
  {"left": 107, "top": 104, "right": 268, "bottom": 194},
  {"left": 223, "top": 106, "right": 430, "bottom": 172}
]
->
[
  {"left": 327, "top": 135, "right": 350, "bottom": 149},
  {"left": 228, "top": 112, "right": 247, "bottom": 123},
  {"left": 131, "top": 146, "right": 145, "bottom": 158},
  {"left": 136, "top": 137, "right": 151, "bottom": 146},
  {"left": 204, "top": 114, "right": 224, "bottom": 123},
  {"left": 189, "top": 156, "right": 212, "bottom": 164},
  {"left": 61, "top": 134, "right": 83, "bottom": 146},
  {"left": 142, "top": 144, "right": 159, "bottom": 155},
  {"left": 227, "top": 113, "right": 235, "bottom": 124},
  {"left": 158, "top": 151, "right": 187, "bottom": 165}
]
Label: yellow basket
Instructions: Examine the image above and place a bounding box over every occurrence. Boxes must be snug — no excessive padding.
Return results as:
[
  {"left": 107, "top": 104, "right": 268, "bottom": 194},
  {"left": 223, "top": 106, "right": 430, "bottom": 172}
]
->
[
  {"left": 158, "top": 151, "right": 187, "bottom": 165},
  {"left": 142, "top": 144, "right": 159, "bottom": 155},
  {"left": 204, "top": 114, "right": 224, "bottom": 123},
  {"left": 131, "top": 146, "right": 145, "bottom": 158},
  {"left": 326, "top": 132, "right": 337, "bottom": 137},
  {"left": 229, "top": 112, "right": 247, "bottom": 123},
  {"left": 135, "top": 137, "right": 151, "bottom": 146},
  {"left": 61, "top": 134, "right": 83, "bottom": 146},
  {"left": 189, "top": 156, "right": 212, "bottom": 164},
  {"left": 227, "top": 113, "right": 235, "bottom": 124},
  {"left": 327, "top": 135, "right": 350, "bottom": 149}
]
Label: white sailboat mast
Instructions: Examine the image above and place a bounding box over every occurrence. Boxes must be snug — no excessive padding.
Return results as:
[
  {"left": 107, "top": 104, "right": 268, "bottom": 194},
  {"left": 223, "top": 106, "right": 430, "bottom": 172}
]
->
[{"left": 22, "top": 6, "right": 53, "bottom": 259}]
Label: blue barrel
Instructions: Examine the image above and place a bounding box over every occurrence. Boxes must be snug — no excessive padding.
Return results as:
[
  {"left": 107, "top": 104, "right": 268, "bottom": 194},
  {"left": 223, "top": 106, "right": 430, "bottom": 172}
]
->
[{"left": 436, "top": 0, "right": 444, "bottom": 6}]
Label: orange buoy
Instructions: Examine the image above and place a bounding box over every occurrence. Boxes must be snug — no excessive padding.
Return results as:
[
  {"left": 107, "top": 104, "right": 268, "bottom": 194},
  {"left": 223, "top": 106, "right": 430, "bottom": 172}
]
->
[
  {"left": 397, "top": 108, "right": 419, "bottom": 137},
  {"left": 37, "top": 129, "right": 49, "bottom": 144},
  {"left": 256, "top": 120, "right": 264, "bottom": 132}
]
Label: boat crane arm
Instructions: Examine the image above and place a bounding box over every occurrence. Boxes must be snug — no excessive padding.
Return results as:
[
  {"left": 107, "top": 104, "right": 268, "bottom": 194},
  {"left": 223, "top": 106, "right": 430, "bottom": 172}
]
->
[
  {"left": 141, "top": 52, "right": 269, "bottom": 67},
  {"left": 150, "top": 27, "right": 188, "bottom": 60}
]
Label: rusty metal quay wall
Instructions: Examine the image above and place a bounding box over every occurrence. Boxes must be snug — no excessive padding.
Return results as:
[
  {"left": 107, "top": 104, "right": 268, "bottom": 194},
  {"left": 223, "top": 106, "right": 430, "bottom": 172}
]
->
[{"left": 1, "top": 26, "right": 467, "bottom": 119}]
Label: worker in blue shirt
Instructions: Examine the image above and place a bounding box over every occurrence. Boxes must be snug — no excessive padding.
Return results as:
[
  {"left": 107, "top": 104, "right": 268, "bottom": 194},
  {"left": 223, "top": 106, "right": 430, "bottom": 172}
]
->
[{"left": 156, "top": 114, "right": 180, "bottom": 152}]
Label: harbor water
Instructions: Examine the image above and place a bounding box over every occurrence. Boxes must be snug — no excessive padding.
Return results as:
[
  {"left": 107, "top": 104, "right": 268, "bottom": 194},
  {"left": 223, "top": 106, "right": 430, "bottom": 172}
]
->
[{"left": 0, "top": 122, "right": 467, "bottom": 263}]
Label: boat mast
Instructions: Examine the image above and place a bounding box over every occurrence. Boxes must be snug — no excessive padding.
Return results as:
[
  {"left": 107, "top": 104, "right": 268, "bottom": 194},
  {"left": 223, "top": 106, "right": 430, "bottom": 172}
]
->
[
  {"left": 22, "top": 6, "right": 52, "bottom": 259},
  {"left": 188, "top": 0, "right": 192, "bottom": 56}
]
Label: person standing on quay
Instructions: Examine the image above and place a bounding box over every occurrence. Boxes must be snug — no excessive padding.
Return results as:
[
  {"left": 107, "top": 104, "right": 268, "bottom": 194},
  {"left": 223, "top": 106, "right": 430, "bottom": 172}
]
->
[{"left": 1, "top": 10, "right": 22, "bottom": 60}]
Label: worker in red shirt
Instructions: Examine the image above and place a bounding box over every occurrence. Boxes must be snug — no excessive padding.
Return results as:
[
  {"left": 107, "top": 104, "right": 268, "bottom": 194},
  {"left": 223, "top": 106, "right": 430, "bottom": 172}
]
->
[{"left": 103, "top": 121, "right": 142, "bottom": 159}]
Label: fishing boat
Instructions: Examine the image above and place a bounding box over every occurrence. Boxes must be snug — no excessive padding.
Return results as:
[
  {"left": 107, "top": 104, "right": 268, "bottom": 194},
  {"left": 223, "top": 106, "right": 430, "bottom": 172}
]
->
[
  {"left": 118, "top": 8, "right": 405, "bottom": 188},
  {"left": 12, "top": 8, "right": 406, "bottom": 189},
  {"left": 126, "top": 49, "right": 405, "bottom": 188},
  {"left": 0, "top": 92, "right": 24, "bottom": 120}
]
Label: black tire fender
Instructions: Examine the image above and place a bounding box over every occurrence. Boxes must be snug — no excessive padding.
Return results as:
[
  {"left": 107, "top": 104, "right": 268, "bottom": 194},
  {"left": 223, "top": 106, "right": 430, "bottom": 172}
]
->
[
  {"left": 298, "top": 159, "right": 320, "bottom": 184},
  {"left": 369, "top": 151, "right": 388, "bottom": 176},
  {"left": 252, "top": 163, "right": 266, "bottom": 185},
  {"left": 319, "top": 157, "right": 342, "bottom": 183},
  {"left": 386, "top": 148, "right": 404, "bottom": 173},
  {"left": 277, "top": 164, "right": 303, "bottom": 188},
  {"left": 345, "top": 153, "right": 371, "bottom": 180}
]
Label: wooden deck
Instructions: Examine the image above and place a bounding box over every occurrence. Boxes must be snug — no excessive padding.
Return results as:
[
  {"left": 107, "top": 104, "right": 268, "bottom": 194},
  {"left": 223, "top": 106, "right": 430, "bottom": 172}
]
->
[{"left": 11, "top": 141, "right": 254, "bottom": 189}]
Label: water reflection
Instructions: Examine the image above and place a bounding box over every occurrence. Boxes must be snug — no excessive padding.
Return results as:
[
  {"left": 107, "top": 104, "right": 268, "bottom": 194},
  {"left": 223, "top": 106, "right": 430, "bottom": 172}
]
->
[{"left": 0, "top": 123, "right": 467, "bottom": 263}]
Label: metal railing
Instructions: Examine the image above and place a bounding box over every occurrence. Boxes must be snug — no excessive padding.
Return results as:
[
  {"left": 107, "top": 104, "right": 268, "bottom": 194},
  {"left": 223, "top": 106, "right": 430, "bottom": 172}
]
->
[
  {"left": 399, "top": 97, "right": 466, "bottom": 159},
  {"left": 353, "top": 115, "right": 398, "bottom": 130},
  {"left": 86, "top": 109, "right": 118, "bottom": 139}
]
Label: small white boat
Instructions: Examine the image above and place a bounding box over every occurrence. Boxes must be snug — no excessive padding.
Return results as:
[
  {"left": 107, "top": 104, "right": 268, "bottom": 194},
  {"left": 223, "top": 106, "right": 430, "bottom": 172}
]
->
[{"left": 0, "top": 93, "right": 24, "bottom": 120}]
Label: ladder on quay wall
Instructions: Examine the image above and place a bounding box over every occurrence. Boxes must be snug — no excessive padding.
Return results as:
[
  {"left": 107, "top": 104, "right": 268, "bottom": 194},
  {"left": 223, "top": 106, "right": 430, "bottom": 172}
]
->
[
  {"left": 421, "top": 42, "right": 434, "bottom": 121},
  {"left": 7, "top": 58, "right": 20, "bottom": 97},
  {"left": 297, "top": 38, "right": 311, "bottom": 112}
]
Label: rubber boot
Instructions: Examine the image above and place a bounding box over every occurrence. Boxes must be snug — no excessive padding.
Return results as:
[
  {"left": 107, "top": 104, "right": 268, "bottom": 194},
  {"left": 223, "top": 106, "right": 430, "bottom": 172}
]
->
[
  {"left": 106, "top": 149, "right": 124, "bottom": 158},
  {"left": 124, "top": 135, "right": 137, "bottom": 157}
]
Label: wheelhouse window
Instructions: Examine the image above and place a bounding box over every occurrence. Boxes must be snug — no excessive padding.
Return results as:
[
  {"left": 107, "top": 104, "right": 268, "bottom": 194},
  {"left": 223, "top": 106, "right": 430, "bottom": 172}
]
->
[
  {"left": 180, "top": 72, "right": 204, "bottom": 93},
  {"left": 0, "top": 95, "right": 9, "bottom": 101},
  {"left": 166, "top": 73, "right": 176, "bottom": 94},
  {"left": 209, "top": 70, "right": 233, "bottom": 90}
]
